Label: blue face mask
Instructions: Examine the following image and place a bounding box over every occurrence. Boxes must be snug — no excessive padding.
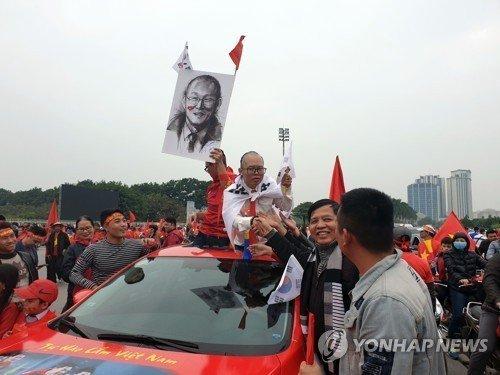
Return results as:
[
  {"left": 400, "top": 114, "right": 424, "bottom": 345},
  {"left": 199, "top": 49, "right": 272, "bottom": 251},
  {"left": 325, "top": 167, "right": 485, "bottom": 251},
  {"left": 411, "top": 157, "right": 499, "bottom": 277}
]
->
[{"left": 453, "top": 241, "right": 467, "bottom": 250}]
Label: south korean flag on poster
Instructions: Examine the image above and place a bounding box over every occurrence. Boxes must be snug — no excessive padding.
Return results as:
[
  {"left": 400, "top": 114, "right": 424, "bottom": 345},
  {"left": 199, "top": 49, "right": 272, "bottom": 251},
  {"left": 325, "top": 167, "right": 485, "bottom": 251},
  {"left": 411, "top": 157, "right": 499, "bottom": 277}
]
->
[
  {"left": 268, "top": 255, "right": 304, "bottom": 305},
  {"left": 172, "top": 42, "right": 193, "bottom": 72}
]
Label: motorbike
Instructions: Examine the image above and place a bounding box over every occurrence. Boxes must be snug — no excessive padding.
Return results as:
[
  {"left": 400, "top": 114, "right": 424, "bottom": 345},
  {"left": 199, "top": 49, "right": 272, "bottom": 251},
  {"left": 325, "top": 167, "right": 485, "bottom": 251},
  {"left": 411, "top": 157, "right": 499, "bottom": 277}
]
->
[
  {"left": 435, "top": 280, "right": 499, "bottom": 372},
  {"left": 461, "top": 301, "right": 500, "bottom": 373}
]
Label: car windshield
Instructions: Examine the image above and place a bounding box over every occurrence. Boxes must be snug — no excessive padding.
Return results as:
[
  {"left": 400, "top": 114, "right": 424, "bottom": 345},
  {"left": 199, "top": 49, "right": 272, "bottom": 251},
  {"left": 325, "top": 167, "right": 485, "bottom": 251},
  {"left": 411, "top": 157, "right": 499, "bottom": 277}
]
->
[{"left": 63, "top": 256, "right": 293, "bottom": 356}]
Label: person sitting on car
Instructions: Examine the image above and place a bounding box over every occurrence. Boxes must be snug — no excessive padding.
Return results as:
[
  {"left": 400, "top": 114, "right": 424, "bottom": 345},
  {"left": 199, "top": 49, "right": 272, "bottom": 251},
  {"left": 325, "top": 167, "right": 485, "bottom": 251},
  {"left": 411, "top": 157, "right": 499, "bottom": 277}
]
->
[
  {"left": 444, "top": 232, "right": 487, "bottom": 351},
  {"left": 3, "top": 279, "right": 58, "bottom": 338},
  {"left": 191, "top": 148, "right": 236, "bottom": 249}
]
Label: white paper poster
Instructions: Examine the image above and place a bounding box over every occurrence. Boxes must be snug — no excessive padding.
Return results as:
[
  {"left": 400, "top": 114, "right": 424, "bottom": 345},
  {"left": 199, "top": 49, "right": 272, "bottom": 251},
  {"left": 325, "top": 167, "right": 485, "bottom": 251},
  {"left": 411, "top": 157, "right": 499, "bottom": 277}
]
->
[{"left": 162, "top": 69, "right": 235, "bottom": 162}]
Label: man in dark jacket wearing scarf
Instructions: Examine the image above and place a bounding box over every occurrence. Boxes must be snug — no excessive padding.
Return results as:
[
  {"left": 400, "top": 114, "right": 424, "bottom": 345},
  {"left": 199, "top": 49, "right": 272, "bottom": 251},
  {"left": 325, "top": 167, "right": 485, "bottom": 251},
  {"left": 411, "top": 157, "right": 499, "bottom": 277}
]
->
[
  {"left": 45, "top": 222, "right": 71, "bottom": 282},
  {"left": 251, "top": 199, "right": 359, "bottom": 374}
]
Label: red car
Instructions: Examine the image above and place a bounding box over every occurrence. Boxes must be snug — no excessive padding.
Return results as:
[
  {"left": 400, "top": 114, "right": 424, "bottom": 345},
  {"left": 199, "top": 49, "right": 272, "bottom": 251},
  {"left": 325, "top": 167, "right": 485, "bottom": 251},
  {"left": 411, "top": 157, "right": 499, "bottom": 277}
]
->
[{"left": 0, "top": 247, "right": 306, "bottom": 374}]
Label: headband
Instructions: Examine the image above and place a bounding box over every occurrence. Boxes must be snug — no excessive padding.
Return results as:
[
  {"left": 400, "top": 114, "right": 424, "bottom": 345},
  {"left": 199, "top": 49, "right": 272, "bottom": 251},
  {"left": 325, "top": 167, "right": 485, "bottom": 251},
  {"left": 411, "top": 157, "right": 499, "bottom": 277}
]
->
[
  {"left": 0, "top": 228, "right": 15, "bottom": 238},
  {"left": 104, "top": 213, "right": 124, "bottom": 226}
]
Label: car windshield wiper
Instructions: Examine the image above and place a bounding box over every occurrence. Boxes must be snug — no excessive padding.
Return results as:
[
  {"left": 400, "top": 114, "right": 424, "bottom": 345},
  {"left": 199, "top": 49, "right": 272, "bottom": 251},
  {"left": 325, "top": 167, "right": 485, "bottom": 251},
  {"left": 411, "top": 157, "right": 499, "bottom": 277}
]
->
[
  {"left": 57, "top": 316, "right": 89, "bottom": 339},
  {"left": 97, "top": 333, "right": 200, "bottom": 353}
]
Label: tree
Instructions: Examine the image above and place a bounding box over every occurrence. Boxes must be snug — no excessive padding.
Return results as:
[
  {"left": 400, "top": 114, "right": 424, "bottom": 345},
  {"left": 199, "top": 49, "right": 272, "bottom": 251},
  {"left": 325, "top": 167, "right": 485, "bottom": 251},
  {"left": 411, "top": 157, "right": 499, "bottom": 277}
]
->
[
  {"left": 142, "top": 194, "right": 185, "bottom": 221},
  {"left": 392, "top": 199, "right": 417, "bottom": 223},
  {"left": 292, "top": 202, "right": 313, "bottom": 226},
  {"left": 417, "top": 216, "right": 436, "bottom": 226}
]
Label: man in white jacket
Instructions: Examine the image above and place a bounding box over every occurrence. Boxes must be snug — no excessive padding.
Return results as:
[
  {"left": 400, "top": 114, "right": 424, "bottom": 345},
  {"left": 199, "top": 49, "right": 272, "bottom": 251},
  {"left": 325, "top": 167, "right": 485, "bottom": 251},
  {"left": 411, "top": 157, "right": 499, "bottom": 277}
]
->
[{"left": 222, "top": 151, "right": 292, "bottom": 248}]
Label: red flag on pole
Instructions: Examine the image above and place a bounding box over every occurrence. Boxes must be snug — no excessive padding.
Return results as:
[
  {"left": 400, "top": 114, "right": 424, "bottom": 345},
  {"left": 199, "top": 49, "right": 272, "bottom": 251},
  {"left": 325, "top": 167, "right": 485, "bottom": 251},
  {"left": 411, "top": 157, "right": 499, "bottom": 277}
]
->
[
  {"left": 46, "top": 199, "right": 59, "bottom": 228},
  {"left": 229, "top": 35, "right": 245, "bottom": 70},
  {"left": 329, "top": 156, "right": 346, "bottom": 204},
  {"left": 435, "top": 211, "right": 475, "bottom": 250},
  {"left": 129, "top": 211, "right": 137, "bottom": 223},
  {"left": 306, "top": 313, "right": 316, "bottom": 365}
]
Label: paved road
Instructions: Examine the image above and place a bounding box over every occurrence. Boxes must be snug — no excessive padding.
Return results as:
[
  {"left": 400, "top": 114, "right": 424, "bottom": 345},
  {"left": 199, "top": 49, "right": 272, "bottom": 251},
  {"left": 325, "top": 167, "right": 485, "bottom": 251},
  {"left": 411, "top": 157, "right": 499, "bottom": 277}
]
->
[
  {"left": 37, "top": 247, "right": 68, "bottom": 313},
  {"left": 35, "top": 247, "right": 468, "bottom": 373}
]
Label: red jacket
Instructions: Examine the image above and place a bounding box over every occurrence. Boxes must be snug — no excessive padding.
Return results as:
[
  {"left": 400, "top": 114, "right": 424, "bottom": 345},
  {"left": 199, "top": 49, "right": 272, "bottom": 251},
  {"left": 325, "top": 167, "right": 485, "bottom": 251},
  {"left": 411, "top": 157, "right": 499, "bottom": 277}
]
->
[
  {"left": 162, "top": 229, "right": 184, "bottom": 247},
  {"left": 5, "top": 309, "right": 56, "bottom": 338},
  {"left": 0, "top": 303, "right": 20, "bottom": 338},
  {"left": 401, "top": 252, "right": 434, "bottom": 283},
  {"left": 199, "top": 167, "right": 236, "bottom": 238}
]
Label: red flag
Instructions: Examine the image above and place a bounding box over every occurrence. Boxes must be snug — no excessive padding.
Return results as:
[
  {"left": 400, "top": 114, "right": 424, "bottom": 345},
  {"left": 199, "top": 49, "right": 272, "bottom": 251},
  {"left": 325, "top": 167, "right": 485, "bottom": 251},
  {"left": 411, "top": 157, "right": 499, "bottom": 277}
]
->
[
  {"left": 435, "top": 211, "right": 475, "bottom": 250},
  {"left": 46, "top": 199, "right": 59, "bottom": 228},
  {"left": 329, "top": 156, "right": 346, "bottom": 204},
  {"left": 306, "top": 313, "right": 316, "bottom": 365},
  {"left": 129, "top": 211, "right": 137, "bottom": 223},
  {"left": 229, "top": 35, "right": 245, "bottom": 70}
]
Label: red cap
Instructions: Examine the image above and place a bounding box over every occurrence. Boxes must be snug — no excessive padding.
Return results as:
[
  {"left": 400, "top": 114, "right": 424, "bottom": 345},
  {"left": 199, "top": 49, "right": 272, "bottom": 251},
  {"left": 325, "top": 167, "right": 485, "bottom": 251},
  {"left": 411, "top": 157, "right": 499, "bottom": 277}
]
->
[{"left": 15, "top": 279, "right": 58, "bottom": 304}]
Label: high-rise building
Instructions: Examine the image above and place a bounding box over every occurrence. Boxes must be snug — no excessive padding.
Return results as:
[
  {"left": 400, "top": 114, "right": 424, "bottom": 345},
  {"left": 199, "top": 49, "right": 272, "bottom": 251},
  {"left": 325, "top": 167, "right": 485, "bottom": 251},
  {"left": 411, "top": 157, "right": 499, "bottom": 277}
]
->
[
  {"left": 407, "top": 175, "right": 447, "bottom": 221},
  {"left": 447, "top": 169, "right": 473, "bottom": 219}
]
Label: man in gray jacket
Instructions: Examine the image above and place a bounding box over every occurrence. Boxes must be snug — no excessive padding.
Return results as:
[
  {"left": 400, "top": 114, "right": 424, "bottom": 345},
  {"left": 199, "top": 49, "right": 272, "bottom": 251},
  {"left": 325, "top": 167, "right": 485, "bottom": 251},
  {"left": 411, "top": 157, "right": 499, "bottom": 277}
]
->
[
  {"left": 336, "top": 188, "right": 445, "bottom": 374},
  {"left": 486, "top": 238, "right": 500, "bottom": 260}
]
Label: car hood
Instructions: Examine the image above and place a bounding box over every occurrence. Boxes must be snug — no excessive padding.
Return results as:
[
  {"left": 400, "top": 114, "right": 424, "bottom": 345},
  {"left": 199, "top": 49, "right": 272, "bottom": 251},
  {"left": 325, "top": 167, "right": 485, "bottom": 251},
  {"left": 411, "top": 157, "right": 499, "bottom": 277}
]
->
[{"left": 0, "top": 327, "right": 282, "bottom": 374}]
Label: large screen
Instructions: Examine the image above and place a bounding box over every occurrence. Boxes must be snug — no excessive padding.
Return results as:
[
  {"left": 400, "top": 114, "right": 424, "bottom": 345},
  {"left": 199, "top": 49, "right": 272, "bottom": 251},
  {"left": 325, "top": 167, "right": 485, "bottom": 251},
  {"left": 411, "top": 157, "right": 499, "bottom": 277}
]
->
[{"left": 60, "top": 185, "right": 119, "bottom": 221}]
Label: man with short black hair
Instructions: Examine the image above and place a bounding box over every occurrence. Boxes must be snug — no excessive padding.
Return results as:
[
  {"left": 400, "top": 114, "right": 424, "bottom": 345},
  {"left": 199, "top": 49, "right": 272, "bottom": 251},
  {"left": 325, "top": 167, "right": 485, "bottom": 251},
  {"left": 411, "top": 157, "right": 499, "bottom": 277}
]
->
[
  {"left": 252, "top": 199, "right": 358, "bottom": 375},
  {"left": 336, "top": 188, "right": 444, "bottom": 374},
  {"left": 0, "top": 222, "right": 37, "bottom": 286},
  {"left": 15, "top": 224, "right": 46, "bottom": 280},
  {"left": 45, "top": 222, "right": 71, "bottom": 282},
  {"left": 486, "top": 235, "right": 500, "bottom": 260},
  {"left": 70, "top": 209, "right": 157, "bottom": 290},
  {"left": 161, "top": 217, "right": 184, "bottom": 247}
]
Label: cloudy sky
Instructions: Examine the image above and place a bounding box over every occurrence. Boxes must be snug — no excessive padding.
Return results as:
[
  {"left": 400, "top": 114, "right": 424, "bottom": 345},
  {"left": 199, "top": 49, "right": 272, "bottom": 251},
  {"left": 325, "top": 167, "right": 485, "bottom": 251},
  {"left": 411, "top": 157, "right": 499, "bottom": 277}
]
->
[{"left": 1, "top": 1, "right": 499, "bottom": 211}]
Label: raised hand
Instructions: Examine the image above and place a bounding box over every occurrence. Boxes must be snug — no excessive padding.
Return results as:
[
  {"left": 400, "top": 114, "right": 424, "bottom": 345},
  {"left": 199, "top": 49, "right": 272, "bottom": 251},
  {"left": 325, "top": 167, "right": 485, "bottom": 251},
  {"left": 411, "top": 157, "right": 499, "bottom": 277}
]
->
[
  {"left": 252, "top": 217, "right": 273, "bottom": 237},
  {"left": 209, "top": 148, "right": 225, "bottom": 165},
  {"left": 279, "top": 211, "right": 300, "bottom": 237},
  {"left": 249, "top": 243, "right": 274, "bottom": 257},
  {"left": 281, "top": 172, "right": 292, "bottom": 188}
]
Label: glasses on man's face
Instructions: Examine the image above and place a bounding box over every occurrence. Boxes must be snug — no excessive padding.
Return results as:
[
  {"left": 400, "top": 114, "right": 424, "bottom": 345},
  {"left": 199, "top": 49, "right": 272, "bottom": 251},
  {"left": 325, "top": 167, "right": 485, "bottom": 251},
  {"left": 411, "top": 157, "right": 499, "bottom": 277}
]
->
[
  {"left": 245, "top": 167, "right": 267, "bottom": 175},
  {"left": 185, "top": 96, "right": 217, "bottom": 108}
]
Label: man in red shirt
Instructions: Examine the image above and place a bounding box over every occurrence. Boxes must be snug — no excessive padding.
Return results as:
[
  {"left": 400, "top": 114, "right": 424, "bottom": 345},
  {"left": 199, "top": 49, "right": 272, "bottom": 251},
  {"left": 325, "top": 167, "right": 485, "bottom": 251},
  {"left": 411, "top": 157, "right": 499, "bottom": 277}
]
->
[
  {"left": 161, "top": 218, "right": 184, "bottom": 247},
  {"left": 192, "top": 149, "right": 236, "bottom": 248},
  {"left": 396, "top": 238, "right": 436, "bottom": 311}
]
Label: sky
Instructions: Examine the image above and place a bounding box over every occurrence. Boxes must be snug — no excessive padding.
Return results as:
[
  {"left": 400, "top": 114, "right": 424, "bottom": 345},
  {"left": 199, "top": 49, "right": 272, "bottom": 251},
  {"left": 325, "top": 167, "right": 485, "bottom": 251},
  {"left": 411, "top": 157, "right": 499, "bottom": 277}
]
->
[{"left": 1, "top": 0, "right": 499, "bottom": 211}]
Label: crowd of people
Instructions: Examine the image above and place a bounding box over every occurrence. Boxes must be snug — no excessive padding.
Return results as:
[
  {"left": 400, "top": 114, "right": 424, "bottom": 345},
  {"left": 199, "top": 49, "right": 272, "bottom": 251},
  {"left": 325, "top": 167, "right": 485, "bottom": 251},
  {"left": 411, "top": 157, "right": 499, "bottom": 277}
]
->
[{"left": 0, "top": 148, "right": 499, "bottom": 375}]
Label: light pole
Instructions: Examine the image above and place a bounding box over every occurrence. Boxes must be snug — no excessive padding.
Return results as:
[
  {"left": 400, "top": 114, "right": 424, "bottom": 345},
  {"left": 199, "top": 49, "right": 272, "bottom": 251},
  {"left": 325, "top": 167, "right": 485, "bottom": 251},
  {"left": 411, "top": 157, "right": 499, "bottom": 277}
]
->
[{"left": 278, "top": 127, "right": 289, "bottom": 156}]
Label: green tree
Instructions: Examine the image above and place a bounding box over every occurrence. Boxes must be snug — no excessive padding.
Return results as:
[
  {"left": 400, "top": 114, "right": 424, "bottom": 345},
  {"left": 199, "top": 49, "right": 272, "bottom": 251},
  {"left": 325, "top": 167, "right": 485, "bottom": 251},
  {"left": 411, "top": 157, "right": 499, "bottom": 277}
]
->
[
  {"left": 392, "top": 199, "right": 417, "bottom": 223},
  {"left": 142, "top": 194, "right": 185, "bottom": 221},
  {"left": 292, "top": 201, "right": 313, "bottom": 226},
  {"left": 417, "top": 216, "right": 436, "bottom": 226}
]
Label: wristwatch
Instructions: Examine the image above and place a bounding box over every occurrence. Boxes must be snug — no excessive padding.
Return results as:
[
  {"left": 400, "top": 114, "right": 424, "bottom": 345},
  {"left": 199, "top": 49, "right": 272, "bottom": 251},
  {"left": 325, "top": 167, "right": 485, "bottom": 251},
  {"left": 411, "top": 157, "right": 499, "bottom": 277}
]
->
[{"left": 264, "top": 228, "right": 277, "bottom": 240}]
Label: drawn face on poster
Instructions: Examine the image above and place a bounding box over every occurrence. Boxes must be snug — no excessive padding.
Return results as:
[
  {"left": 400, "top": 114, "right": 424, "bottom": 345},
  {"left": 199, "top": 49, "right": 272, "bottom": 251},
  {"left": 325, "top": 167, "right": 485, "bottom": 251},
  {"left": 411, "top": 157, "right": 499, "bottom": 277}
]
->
[{"left": 162, "top": 70, "right": 235, "bottom": 162}]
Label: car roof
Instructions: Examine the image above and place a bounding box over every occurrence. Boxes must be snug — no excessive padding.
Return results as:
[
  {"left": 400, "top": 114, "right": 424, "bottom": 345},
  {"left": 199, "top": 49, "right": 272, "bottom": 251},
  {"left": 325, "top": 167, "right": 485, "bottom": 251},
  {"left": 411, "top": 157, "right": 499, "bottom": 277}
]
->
[{"left": 149, "top": 245, "right": 278, "bottom": 262}]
